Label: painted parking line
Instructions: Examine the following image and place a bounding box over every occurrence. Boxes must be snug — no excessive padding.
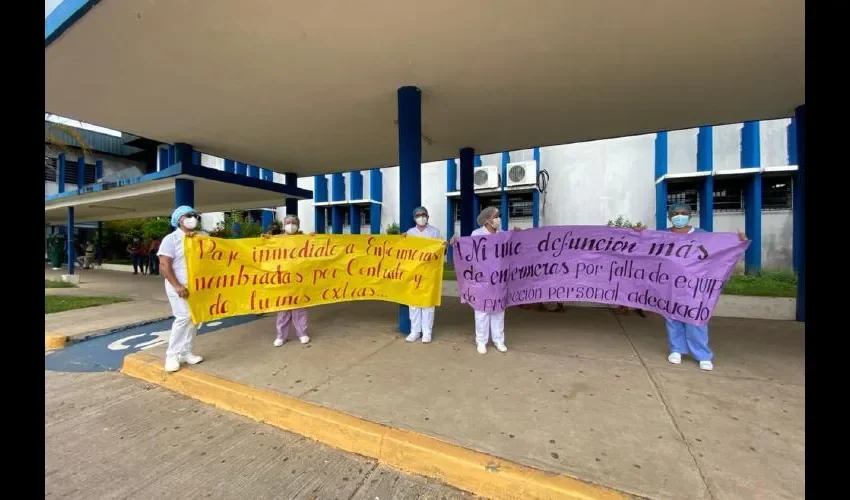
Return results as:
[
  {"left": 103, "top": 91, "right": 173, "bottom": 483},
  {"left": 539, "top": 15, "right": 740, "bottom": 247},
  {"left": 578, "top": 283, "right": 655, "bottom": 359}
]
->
[{"left": 45, "top": 314, "right": 261, "bottom": 373}]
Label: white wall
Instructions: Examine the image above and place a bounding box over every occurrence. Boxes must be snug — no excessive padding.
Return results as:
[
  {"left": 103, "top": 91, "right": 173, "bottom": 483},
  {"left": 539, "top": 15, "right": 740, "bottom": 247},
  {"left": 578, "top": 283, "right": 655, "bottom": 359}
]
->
[{"left": 45, "top": 150, "right": 148, "bottom": 195}]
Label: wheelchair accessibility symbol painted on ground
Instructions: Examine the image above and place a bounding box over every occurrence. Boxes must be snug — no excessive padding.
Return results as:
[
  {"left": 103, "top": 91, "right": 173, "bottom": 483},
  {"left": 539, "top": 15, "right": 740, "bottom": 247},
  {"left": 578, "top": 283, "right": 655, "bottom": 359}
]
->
[{"left": 45, "top": 317, "right": 258, "bottom": 373}]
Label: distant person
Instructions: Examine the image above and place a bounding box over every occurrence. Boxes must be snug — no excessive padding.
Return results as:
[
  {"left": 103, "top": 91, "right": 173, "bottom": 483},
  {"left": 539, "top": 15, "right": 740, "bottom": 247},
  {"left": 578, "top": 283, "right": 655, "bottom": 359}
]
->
[
  {"left": 138, "top": 242, "right": 149, "bottom": 275},
  {"left": 83, "top": 240, "right": 96, "bottom": 269},
  {"left": 634, "top": 203, "right": 747, "bottom": 371},
  {"left": 158, "top": 206, "right": 207, "bottom": 373},
  {"left": 126, "top": 238, "right": 142, "bottom": 274},
  {"left": 451, "top": 206, "right": 521, "bottom": 354},
  {"left": 262, "top": 215, "right": 313, "bottom": 347},
  {"left": 401, "top": 206, "right": 446, "bottom": 344},
  {"left": 148, "top": 236, "right": 161, "bottom": 275}
]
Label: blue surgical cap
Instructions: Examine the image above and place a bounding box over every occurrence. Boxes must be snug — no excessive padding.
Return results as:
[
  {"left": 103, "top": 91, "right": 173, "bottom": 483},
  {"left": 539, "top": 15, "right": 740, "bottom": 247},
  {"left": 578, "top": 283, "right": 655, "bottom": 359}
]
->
[
  {"left": 413, "top": 206, "right": 428, "bottom": 217},
  {"left": 667, "top": 203, "right": 692, "bottom": 217},
  {"left": 171, "top": 205, "right": 196, "bottom": 228}
]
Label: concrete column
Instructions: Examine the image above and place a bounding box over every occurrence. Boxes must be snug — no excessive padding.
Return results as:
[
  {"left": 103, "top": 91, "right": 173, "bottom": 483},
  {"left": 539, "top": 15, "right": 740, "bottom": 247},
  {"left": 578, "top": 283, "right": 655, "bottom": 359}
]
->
[
  {"left": 500, "top": 152, "right": 509, "bottom": 231},
  {"left": 95, "top": 160, "right": 103, "bottom": 182},
  {"left": 67, "top": 207, "right": 75, "bottom": 275},
  {"left": 57, "top": 153, "right": 66, "bottom": 193},
  {"left": 369, "top": 169, "right": 382, "bottom": 235},
  {"left": 697, "top": 126, "right": 714, "bottom": 231},
  {"left": 397, "top": 85, "right": 422, "bottom": 335},
  {"left": 349, "top": 171, "right": 363, "bottom": 234},
  {"left": 77, "top": 156, "right": 86, "bottom": 189},
  {"left": 158, "top": 148, "right": 168, "bottom": 172},
  {"left": 532, "top": 148, "right": 541, "bottom": 228},
  {"left": 330, "top": 173, "right": 345, "bottom": 234},
  {"left": 741, "top": 122, "right": 762, "bottom": 274},
  {"left": 97, "top": 221, "right": 103, "bottom": 265},
  {"left": 167, "top": 146, "right": 176, "bottom": 168},
  {"left": 174, "top": 143, "right": 196, "bottom": 213},
  {"left": 654, "top": 132, "right": 668, "bottom": 229},
  {"left": 792, "top": 106, "right": 805, "bottom": 322},
  {"left": 313, "top": 175, "right": 328, "bottom": 234},
  {"left": 459, "top": 148, "right": 475, "bottom": 236},
  {"left": 445, "top": 159, "right": 457, "bottom": 263},
  {"left": 285, "top": 172, "right": 299, "bottom": 216}
]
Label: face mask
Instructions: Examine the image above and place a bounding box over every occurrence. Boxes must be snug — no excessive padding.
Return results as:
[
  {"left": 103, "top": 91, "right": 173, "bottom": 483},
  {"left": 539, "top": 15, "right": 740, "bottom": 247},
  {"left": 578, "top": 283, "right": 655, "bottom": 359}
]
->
[
  {"left": 415, "top": 216, "right": 428, "bottom": 226},
  {"left": 284, "top": 223, "right": 298, "bottom": 234},
  {"left": 490, "top": 217, "right": 501, "bottom": 229},
  {"left": 670, "top": 215, "right": 689, "bottom": 228},
  {"left": 182, "top": 216, "right": 198, "bottom": 230}
]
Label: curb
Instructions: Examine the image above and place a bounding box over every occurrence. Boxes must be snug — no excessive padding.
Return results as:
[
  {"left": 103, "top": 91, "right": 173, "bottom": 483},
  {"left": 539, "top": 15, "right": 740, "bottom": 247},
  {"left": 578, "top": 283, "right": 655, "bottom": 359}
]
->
[
  {"left": 44, "top": 316, "right": 173, "bottom": 350},
  {"left": 122, "top": 352, "right": 629, "bottom": 500}
]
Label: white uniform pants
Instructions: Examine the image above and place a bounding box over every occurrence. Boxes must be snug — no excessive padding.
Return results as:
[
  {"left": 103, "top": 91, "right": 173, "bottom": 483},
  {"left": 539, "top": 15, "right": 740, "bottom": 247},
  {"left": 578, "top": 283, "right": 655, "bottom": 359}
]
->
[
  {"left": 409, "top": 306, "right": 435, "bottom": 336},
  {"left": 474, "top": 310, "right": 505, "bottom": 345},
  {"left": 165, "top": 281, "right": 198, "bottom": 357}
]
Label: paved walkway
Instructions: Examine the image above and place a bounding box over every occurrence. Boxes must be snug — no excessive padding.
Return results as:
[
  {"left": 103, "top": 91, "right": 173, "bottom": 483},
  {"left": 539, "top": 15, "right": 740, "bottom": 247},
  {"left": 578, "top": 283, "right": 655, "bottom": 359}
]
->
[
  {"left": 138, "top": 299, "right": 804, "bottom": 500},
  {"left": 46, "top": 370, "right": 473, "bottom": 499}
]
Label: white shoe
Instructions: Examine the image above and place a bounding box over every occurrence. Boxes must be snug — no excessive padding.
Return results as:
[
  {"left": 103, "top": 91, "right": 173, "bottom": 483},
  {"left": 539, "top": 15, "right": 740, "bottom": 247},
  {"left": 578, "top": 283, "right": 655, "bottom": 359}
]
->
[
  {"left": 668, "top": 352, "right": 682, "bottom": 365},
  {"left": 699, "top": 360, "right": 714, "bottom": 371},
  {"left": 476, "top": 342, "right": 487, "bottom": 354},
  {"left": 299, "top": 335, "right": 310, "bottom": 344},
  {"left": 273, "top": 338, "right": 284, "bottom": 347},
  {"left": 406, "top": 332, "right": 422, "bottom": 343},
  {"left": 421, "top": 333, "right": 432, "bottom": 344},
  {"left": 494, "top": 342, "right": 508, "bottom": 353},
  {"left": 180, "top": 353, "right": 203, "bottom": 365},
  {"left": 164, "top": 356, "right": 180, "bottom": 373}
]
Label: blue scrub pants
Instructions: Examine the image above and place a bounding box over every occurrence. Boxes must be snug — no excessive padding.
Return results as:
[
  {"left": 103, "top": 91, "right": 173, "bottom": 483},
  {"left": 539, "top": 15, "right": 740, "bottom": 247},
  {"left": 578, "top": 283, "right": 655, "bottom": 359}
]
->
[{"left": 664, "top": 318, "right": 713, "bottom": 361}]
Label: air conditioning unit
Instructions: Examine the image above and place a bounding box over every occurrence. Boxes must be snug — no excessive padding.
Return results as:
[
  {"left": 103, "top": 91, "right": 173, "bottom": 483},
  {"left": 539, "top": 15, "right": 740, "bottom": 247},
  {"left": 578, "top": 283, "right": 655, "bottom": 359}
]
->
[
  {"left": 506, "top": 161, "right": 537, "bottom": 187},
  {"left": 473, "top": 165, "right": 500, "bottom": 190}
]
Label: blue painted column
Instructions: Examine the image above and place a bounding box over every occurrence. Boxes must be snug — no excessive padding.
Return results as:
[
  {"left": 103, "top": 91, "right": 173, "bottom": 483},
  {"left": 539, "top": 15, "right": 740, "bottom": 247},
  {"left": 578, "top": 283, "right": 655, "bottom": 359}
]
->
[
  {"left": 313, "top": 175, "right": 328, "bottom": 233},
  {"left": 369, "top": 169, "right": 383, "bottom": 234},
  {"left": 349, "top": 171, "right": 363, "bottom": 234},
  {"left": 741, "top": 121, "right": 762, "bottom": 274},
  {"left": 77, "top": 157, "right": 86, "bottom": 189},
  {"left": 459, "top": 148, "right": 475, "bottom": 236},
  {"left": 192, "top": 151, "right": 201, "bottom": 166},
  {"left": 532, "top": 148, "right": 541, "bottom": 228},
  {"left": 248, "top": 164, "right": 260, "bottom": 178},
  {"left": 500, "top": 152, "right": 510, "bottom": 230},
  {"left": 57, "top": 153, "right": 66, "bottom": 193},
  {"left": 792, "top": 106, "right": 805, "bottom": 322},
  {"left": 158, "top": 148, "right": 168, "bottom": 172},
  {"left": 697, "top": 126, "right": 714, "bottom": 231},
  {"left": 472, "top": 155, "right": 482, "bottom": 217},
  {"left": 235, "top": 162, "right": 248, "bottom": 176},
  {"left": 167, "top": 146, "right": 176, "bottom": 169},
  {"left": 67, "top": 207, "right": 75, "bottom": 275},
  {"left": 96, "top": 221, "right": 103, "bottom": 265},
  {"left": 224, "top": 159, "right": 235, "bottom": 174},
  {"left": 284, "top": 172, "right": 299, "bottom": 216},
  {"left": 95, "top": 160, "right": 103, "bottom": 181},
  {"left": 655, "top": 132, "right": 668, "bottom": 229},
  {"left": 397, "top": 85, "right": 422, "bottom": 335},
  {"left": 174, "top": 143, "right": 195, "bottom": 213},
  {"left": 330, "top": 173, "right": 345, "bottom": 234},
  {"left": 446, "top": 159, "right": 457, "bottom": 263}
]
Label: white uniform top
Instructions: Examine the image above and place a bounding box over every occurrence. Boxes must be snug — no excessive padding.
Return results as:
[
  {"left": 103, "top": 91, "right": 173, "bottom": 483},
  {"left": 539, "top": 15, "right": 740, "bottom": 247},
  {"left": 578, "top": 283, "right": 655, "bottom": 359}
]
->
[
  {"left": 406, "top": 224, "right": 442, "bottom": 240},
  {"left": 471, "top": 226, "right": 497, "bottom": 237},
  {"left": 158, "top": 228, "right": 207, "bottom": 286}
]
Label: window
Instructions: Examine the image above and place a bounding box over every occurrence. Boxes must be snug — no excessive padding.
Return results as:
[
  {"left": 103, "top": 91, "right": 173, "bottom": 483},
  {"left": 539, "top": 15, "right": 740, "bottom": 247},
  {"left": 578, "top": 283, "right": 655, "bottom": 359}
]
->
[
  {"left": 666, "top": 181, "right": 699, "bottom": 213},
  {"left": 479, "top": 195, "right": 500, "bottom": 211},
  {"left": 360, "top": 206, "right": 371, "bottom": 226},
  {"left": 44, "top": 156, "right": 97, "bottom": 185},
  {"left": 452, "top": 202, "right": 462, "bottom": 223},
  {"left": 508, "top": 192, "right": 534, "bottom": 219},
  {"left": 713, "top": 178, "right": 745, "bottom": 212},
  {"left": 762, "top": 176, "right": 793, "bottom": 211}
]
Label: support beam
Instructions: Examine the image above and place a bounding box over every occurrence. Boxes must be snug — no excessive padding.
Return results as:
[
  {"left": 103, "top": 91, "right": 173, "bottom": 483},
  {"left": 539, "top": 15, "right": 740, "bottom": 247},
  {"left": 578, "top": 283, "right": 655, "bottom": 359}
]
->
[
  {"left": 285, "top": 172, "right": 299, "bottom": 216},
  {"left": 224, "top": 159, "right": 235, "bottom": 174},
  {"left": 793, "top": 105, "right": 805, "bottom": 322},
  {"left": 369, "top": 169, "right": 383, "bottom": 235},
  {"left": 459, "top": 148, "right": 475, "bottom": 236},
  {"left": 57, "top": 153, "right": 66, "bottom": 193},
  {"left": 67, "top": 207, "right": 75, "bottom": 275},
  {"left": 192, "top": 151, "right": 201, "bottom": 166},
  {"left": 158, "top": 148, "right": 168, "bottom": 172},
  {"left": 397, "top": 85, "right": 422, "bottom": 335},
  {"left": 741, "top": 122, "right": 762, "bottom": 274},
  {"left": 167, "top": 146, "right": 175, "bottom": 169},
  {"left": 697, "top": 126, "right": 714, "bottom": 231},
  {"left": 235, "top": 162, "right": 247, "bottom": 176},
  {"left": 532, "top": 148, "right": 541, "bottom": 228},
  {"left": 248, "top": 164, "right": 260, "bottom": 178},
  {"left": 654, "top": 132, "right": 668, "bottom": 229},
  {"left": 446, "top": 159, "right": 457, "bottom": 263},
  {"left": 500, "top": 152, "right": 510, "bottom": 231}
]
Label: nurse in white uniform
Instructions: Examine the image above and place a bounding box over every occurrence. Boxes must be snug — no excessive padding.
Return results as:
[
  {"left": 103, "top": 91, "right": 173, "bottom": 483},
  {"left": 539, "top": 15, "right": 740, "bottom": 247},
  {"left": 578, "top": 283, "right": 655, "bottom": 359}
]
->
[
  {"left": 158, "top": 205, "right": 207, "bottom": 373},
  {"left": 403, "top": 206, "right": 444, "bottom": 344}
]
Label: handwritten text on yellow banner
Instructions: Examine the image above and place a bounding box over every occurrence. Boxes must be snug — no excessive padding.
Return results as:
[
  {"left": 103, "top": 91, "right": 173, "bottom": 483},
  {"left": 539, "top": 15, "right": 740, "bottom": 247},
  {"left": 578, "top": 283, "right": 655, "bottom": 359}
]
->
[{"left": 184, "top": 234, "right": 445, "bottom": 323}]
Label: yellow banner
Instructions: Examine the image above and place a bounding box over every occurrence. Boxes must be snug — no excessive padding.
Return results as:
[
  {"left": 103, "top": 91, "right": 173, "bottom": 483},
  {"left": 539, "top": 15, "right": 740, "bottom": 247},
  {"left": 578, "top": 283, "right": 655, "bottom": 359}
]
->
[{"left": 184, "top": 234, "right": 445, "bottom": 323}]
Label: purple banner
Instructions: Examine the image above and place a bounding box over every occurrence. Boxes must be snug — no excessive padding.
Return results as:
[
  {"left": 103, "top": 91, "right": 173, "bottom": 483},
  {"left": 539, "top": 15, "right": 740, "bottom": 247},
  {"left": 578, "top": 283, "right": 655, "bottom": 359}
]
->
[{"left": 452, "top": 226, "right": 750, "bottom": 326}]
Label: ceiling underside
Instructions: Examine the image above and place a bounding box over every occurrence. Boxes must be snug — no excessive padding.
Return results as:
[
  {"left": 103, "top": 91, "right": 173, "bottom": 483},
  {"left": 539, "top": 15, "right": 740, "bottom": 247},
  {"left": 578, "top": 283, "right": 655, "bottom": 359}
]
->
[{"left": 45, "top": 0, "right": 805, "bottom": 176}]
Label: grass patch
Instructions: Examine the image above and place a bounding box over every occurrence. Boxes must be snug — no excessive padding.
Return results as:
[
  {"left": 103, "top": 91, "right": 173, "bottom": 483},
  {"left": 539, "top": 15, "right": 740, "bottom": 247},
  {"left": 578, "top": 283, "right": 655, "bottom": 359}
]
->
[
  {"left": 45, "top": 295, "right": 129, "bottom": 314},
  {"left": 45, "top": 279, "right": 76, "bottom": 289},
  {"left": 442, "top": 265, "right": 796, "bottom": 298}
]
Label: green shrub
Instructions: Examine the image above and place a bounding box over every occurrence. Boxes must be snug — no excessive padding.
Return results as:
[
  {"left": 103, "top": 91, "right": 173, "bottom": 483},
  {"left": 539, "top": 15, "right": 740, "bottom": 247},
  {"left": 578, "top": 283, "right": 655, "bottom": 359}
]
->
[{"left": 385, "top": 222, "right": 400, "bottom": 235}]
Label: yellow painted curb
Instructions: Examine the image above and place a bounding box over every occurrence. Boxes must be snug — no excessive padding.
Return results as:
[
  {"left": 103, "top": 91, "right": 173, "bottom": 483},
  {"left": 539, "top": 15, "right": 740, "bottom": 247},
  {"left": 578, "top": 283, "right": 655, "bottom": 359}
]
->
[
  {"left": 122, "top": 352, "right": 628, "bottom": 500},
  {"left": 45, "top": 334, "right": 67, "bottom": 351}
]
